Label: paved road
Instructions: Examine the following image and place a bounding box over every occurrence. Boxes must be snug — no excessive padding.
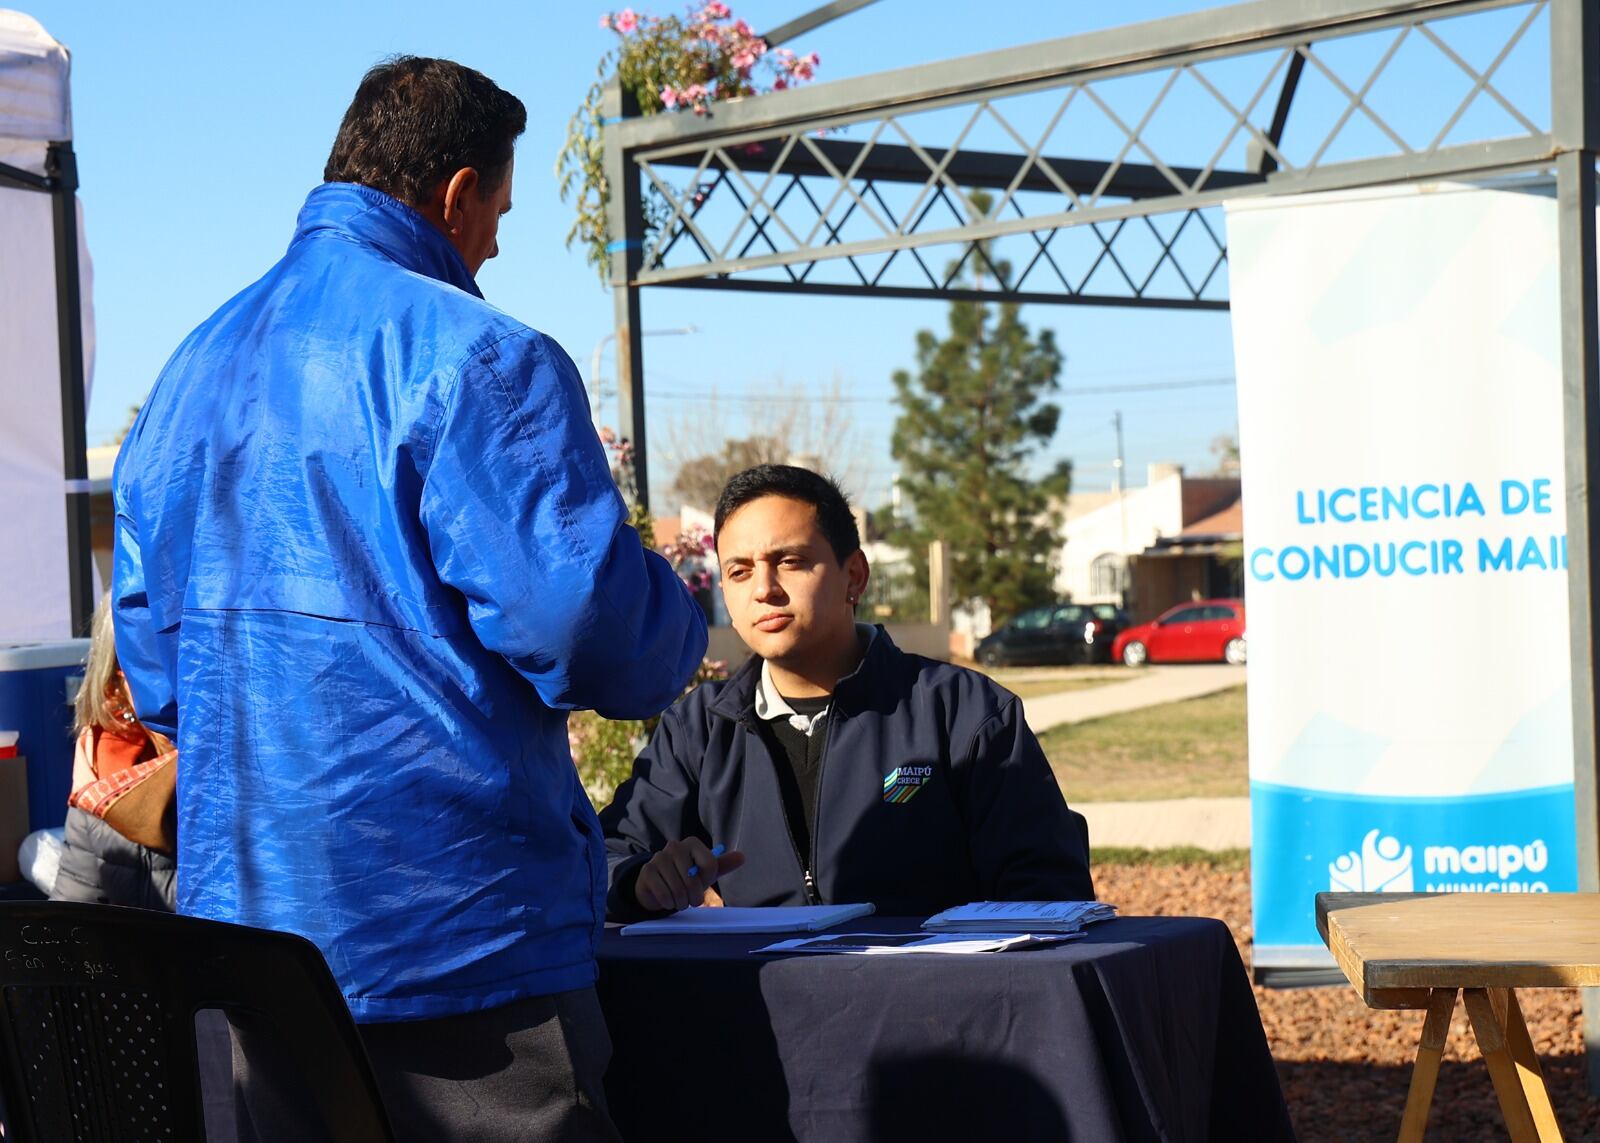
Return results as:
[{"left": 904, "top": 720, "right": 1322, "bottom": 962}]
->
[{"left": 1013, "top": 664, "right": 1252, "bottom": 851}]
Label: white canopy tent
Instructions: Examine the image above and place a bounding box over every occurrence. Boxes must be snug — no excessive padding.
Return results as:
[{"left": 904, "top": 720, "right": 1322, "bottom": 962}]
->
[{"left": 0, "top": 9, "right": 94, "bottom": 640}]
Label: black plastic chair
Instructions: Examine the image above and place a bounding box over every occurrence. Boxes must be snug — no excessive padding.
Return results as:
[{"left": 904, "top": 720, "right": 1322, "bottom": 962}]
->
[{"left": 0, "top": 901, "right": 393, "bottom": 1142}]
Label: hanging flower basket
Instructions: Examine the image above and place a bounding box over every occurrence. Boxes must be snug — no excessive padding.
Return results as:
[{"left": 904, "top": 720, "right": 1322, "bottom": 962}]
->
[{"left": 557, "top": 3, "right": 820, "bottom": 282}]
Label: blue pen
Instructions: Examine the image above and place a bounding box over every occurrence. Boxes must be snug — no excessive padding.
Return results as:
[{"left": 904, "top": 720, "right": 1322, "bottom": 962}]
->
[{"left": 686, "top": 843, "right": 726, "bottom": 880}]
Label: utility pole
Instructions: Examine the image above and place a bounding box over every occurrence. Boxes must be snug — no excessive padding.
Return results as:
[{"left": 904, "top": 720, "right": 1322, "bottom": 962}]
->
[
  {"left": 589, "top": 326, "right": 698, "bottom": 426},
  {"left": 1112, "top": 410, "right": 1130, "bottom": 608}
]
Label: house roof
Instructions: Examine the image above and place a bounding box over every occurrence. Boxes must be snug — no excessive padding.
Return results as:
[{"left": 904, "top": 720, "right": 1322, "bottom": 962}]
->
[
  {"left": 1141, "top": 497, "right": 1243, "bottom": 558},
  {"left": 1180, "top": 499, "right": 1242, "bottom": 539}
]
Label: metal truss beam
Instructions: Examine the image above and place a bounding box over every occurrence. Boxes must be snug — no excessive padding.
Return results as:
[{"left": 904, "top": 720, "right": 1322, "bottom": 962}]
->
[
  {"left": 648, "top": 139, "right": 1266, "bottom": 199},
  {"left": 659, "top": 275, "right": 1231, "bottom": 310},
  {"left": 637, "top": 138, "right": 1554, "bottom": 289},
  {"left": 614, "top": 0, "right": 1535, "bottom": 152}
]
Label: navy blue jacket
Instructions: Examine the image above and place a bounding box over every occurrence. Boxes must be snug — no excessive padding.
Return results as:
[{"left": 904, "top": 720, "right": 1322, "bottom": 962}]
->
[
  {"left": 114, "top": 183, "right": 707, "bottom": 1020},
  {"left": 600, "top": 629, "right": 1093, "bottom": 919}
]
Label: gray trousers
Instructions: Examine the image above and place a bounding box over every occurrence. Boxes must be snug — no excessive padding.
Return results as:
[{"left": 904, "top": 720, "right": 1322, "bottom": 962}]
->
[{"left": 231, "top": 988, "right": 621, "bottom": 1143}]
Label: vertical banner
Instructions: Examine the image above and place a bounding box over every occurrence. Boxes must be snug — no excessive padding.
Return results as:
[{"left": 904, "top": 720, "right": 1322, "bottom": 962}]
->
[{"left": 1228, "top": 183, "right": 1576, "bottom": 967}]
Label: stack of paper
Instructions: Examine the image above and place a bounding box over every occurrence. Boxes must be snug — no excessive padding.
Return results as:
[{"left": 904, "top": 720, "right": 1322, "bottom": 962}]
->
[
  {"left": 922, "top": 900, "right": 1117, "bottom": 934},
  {"left": 620, "top": 903, "right": 875, "bottom": 936},
  {"left": 755, "top": 931, "right": 1085, "bottom": 956}
]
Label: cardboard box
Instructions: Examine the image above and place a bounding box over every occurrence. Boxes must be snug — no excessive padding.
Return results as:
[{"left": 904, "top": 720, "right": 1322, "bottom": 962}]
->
[{"left": 0, "top": 755, "right": 30, "bottom": 882}]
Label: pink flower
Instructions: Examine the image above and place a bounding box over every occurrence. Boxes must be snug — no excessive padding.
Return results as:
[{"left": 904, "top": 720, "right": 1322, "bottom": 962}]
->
[
  {"left": 598, "top": 12, "right": 612, "bottom": 29},
  {"left": 660, "top": 85, "right": 679, "bottom": 109},
  {"left": 614, "top": 8, "right": 638, "bottom": 33},
  {"left": 700, "top": 0, "right": 730, "bottom": 18},
  {"left": 682, "top": 83, "right": 708, "bottom": 105},
  {"left": 773, "top": 76, "right": 788, "bottom": 91}
]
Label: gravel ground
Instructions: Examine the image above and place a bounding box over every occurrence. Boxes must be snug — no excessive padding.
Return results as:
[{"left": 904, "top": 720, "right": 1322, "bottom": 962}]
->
[{"left": 1096, "top": 862, "right": 1600, "bottom": 1142}]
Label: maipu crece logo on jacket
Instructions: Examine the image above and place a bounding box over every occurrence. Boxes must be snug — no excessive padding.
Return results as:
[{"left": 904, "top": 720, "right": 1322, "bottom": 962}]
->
[{"left": 882, "top": 765, "right": 934, "bottom": 803}]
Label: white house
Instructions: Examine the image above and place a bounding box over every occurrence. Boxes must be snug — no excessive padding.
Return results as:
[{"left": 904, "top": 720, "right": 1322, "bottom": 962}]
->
[{"left": 1054, "top": 463, "right": 1241, "bottom": 622}]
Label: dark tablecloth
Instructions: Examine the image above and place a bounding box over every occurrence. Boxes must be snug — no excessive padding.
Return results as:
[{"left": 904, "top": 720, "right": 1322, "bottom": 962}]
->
[{"left": 596, "top": 915, "right": 1294, "bottom": 1142}]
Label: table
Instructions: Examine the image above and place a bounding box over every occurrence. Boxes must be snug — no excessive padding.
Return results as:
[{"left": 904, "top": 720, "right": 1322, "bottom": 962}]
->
[
  {"left": 1317, "top": 892, "right": 1600, "bottom": 1143},
  {"left": 596, "top": 915, "right": 1293, "bottom": 1142}
]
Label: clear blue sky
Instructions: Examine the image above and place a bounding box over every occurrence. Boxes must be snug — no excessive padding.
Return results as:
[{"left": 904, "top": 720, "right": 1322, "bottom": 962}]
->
[{"left": 21, "top": 0, "right": 1550, "bottom": 506}]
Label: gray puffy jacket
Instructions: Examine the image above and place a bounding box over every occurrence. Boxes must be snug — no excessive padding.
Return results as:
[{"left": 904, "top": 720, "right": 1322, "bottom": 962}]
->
[{"left": 51, "top": 806, "right": 175, "bottom": 912}]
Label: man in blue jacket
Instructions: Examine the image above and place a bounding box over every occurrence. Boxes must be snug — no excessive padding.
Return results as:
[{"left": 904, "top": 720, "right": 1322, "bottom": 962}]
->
[
  {"left": 113, "top": 58, "right": 706, "bottom": 1141},
  {"left": 599, "top": 465, "right": 1092, "bottom": 919}
]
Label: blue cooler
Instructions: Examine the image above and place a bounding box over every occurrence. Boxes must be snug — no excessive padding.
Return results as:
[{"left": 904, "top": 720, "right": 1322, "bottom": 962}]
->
[{"left": 0, "top": 640, "right": 90, "bottom": 831}]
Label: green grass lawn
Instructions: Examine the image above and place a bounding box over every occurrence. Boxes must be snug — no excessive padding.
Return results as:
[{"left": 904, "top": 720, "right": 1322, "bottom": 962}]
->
[
  {"left": 1041, "top": 684, "right": 1248, "bottom": 802},
  {"left": 1092, "top": 846, "right": 1249, "bottom": 870}
]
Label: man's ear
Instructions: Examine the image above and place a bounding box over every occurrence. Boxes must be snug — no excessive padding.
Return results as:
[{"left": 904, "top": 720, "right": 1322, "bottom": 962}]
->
[
  {"left": 439, "top": 167, "right": 481, "bottom": 235},
  {"left": 846, "top": 550, "right": 870, "bottom": 604}
]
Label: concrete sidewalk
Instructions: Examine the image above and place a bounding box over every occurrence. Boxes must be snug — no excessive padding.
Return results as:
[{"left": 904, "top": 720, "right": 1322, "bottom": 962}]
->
[
  {"left": 1022, "top": 663, "right": 1245, "bottom": 733},
  {"left": 1080, "top": 797, "right": 1251, "bottom": 851}
]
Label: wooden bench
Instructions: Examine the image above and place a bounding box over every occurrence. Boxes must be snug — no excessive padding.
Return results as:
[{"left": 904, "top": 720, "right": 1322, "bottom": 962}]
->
[{"left": 1316, "top": 891, "right": 1600, "bottom": 1143}]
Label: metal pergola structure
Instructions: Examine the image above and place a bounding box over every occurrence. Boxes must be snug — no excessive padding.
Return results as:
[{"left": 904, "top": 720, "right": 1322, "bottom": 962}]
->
[{"left": 605, "top": 0, "right": 1600, "bottom": 1063}]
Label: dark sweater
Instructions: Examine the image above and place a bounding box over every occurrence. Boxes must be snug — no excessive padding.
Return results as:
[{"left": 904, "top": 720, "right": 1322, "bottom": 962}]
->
[{"left": 760, "top": 692, "right": 832, "bottom": 866}]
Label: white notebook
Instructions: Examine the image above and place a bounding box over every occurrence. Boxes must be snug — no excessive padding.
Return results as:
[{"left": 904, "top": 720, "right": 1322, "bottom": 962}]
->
[{"left": 620, "top": 903, "right": 875, "bottom": 936}]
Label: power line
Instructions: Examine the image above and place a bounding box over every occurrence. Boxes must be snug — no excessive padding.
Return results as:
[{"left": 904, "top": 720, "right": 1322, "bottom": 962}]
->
[
  {"left": 643, "top": 376, "right": 1236, "bottom": 404},
  {"left": 648, "top": 389, "right": 892, "bottom": 403},
  {"left": 1058, "top": 376, "right": 1234, "bottom": 396}
]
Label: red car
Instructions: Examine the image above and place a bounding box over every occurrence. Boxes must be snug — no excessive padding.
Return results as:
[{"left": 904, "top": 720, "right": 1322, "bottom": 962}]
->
[{"left": 1111, "top": 599, "right": 1248, "bottom": 666}]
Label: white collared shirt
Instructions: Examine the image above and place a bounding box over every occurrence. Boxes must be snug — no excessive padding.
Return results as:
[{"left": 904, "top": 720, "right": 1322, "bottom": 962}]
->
[{"left": 752, "top": 624, "right": 878, "bottom": 737}]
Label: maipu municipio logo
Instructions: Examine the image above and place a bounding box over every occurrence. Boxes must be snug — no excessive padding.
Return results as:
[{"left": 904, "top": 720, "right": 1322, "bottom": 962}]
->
[
  {"left": 1328, "top": 827, "right": 1553, "bottom": 893},
  {"left": 882, "top": 766, "right": 933, "bottom": 803}
]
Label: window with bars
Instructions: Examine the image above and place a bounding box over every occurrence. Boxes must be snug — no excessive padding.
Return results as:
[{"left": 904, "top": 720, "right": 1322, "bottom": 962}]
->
[{"left": 1090, "top": 554, "right": 1126, "bottom": 597}]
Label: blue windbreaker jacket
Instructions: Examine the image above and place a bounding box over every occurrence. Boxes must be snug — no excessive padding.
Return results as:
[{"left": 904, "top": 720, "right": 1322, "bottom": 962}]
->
[{"left": 112, "top": 182, "right": 707, "bottom": 1021}]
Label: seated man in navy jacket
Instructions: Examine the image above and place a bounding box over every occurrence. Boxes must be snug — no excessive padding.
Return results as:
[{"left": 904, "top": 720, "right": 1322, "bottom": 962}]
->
[{"left": 599, "top": 464, "right": 1094, "bottom": 918}]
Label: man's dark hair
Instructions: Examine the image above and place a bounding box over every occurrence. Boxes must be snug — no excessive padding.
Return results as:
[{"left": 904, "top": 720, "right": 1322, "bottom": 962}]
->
[
  {"left": 714, "top": 465, "right": 860, "bottom": 563},
  {"left": 324, "top": 56, "right": 527, "bottom": 207}
]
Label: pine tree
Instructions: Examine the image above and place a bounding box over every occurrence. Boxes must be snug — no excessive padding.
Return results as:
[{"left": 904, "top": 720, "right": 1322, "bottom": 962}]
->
[{"left": 890, "top": 224, "right": 1071, "bottom": 625}]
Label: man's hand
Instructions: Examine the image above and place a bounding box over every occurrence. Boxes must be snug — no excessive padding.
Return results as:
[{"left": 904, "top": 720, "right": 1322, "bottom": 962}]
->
[{"left": 635, "top": 838, "right": 746, "bottom": 912}]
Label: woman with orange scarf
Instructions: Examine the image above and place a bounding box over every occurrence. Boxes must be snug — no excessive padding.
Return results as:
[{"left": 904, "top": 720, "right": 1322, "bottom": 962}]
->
[{"left": 51, "top": 594, "right": 177, "bottom": 910}]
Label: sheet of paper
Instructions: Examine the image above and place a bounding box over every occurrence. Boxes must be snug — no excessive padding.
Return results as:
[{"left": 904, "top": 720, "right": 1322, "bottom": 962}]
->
[
  {"left": 620, "top": 902, "right": 876, "bottom": 936},
  {"left": 753, "top": 931, "right": 1086, "bottom": 955}
]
